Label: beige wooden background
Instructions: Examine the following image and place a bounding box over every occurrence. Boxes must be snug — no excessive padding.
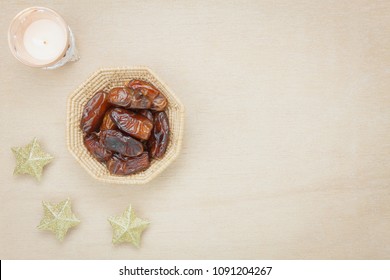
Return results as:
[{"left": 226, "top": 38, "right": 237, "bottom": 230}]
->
[{"left": 1, "top": 0, "right": 390, "bottom": 259}]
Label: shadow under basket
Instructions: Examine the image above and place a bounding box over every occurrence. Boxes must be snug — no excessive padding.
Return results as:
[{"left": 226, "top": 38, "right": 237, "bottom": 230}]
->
[{"left": 66, "top": 67, "right": 185, "bottom": 184}]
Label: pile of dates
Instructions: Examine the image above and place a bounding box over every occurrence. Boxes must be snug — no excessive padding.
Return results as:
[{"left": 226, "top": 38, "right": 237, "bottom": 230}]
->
[{"left": 80, "top": 80, "right": 170, "bottom": 175}]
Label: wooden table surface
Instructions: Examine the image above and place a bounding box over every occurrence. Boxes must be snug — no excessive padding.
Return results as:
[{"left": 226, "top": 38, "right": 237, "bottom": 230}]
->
[{"left": 1, "top": 0, "right": 390, "bottom": 259}]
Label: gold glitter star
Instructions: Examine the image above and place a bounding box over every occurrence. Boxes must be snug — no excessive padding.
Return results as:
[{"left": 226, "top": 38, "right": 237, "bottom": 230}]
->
[
  {"left": 11, "top": 138, "right": 53, "bottom": 181},
  {"left": 108, "top": 204, "right": 150, "bottom": 248},
  {"left": 37, "top": 198, "right": 80, "bottom": 241}
]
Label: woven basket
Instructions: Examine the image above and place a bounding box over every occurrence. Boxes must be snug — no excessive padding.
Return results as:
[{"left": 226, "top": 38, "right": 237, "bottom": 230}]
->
[{"left": 66, "top": 67, "right": 184, "bottom": 184}]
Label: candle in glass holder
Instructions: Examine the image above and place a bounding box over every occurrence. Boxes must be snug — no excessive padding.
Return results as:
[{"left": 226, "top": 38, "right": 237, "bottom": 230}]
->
[{"left": 8, "top": 7, "right": 79, "bottom": 69}]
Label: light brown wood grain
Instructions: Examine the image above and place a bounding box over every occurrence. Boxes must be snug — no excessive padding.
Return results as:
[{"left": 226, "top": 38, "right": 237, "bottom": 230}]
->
[{"left": 0, "top": 0, "right": 389, "bottom": 259}]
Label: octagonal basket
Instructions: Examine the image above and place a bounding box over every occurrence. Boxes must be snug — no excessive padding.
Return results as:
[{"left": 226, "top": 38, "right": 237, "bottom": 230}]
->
[{"left": 67, "top": 67, "right": 184, "bottom": 184}]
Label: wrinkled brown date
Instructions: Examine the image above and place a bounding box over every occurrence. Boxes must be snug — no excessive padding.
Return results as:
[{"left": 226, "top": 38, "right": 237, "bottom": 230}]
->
[
  {"left": 148, "top": 111, "right": 170, "bottom": 159},
  {"left": 107, "top": 152, "right": 150, "bottom": 175},
  {"left": 130, "top": 89, "right": 153, "bottom": 109},
  {"left": 138, "top": 109, "right": 154, "bottom": 122},
  {"left": 110, "top": 108, "right": 153, "bottom": 140},
  {"left": 84, "top": 134, "right": 112, "bottom": 162},
  {"left": 80, "top": 91, "right": 110, "bottom": 134},
  {"left": 125, "top": 80, "right": 168, "bottom": 111},
  {"left": 100, "top": 129, "right": 143, "bottom": 157},
  {"left": 107, "top": 87, "right": 133, "bottom": 107},
  {"left": 151, "top": 93, "right": 168, "bottom": 111},
  {"left": 107, "top": 81, "right": 167, "bottom": 111},
  {"left": 100, "top": 109, "right": 117, "bottom": 131}
]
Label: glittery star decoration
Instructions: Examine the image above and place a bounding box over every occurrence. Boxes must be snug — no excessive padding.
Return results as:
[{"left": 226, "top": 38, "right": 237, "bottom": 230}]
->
[
  {"left": 37, "top": 198, "right": 80, "bottom": 241},
  {"left": 108, "top": 204, "right": 150, "bottom": 248},
  {"left": 11, "top": 138, "right": 53, "bottom": 181}
]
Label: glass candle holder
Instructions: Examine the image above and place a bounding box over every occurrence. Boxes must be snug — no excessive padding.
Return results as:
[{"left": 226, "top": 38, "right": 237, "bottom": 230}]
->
[{"left": 8, "top": 7, "right": 79, "bottom": 70}]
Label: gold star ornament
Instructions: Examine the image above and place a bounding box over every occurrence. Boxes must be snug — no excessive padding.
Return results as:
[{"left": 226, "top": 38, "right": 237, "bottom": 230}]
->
[
  {"left": 108, "top": 204, "right": 150, "bottom": 248},
  {"left": 38, "top": 198, "right": 80, "bottom": 241},
  {"left": 12, "top": 138, "right": 53, "bottom": 180}
]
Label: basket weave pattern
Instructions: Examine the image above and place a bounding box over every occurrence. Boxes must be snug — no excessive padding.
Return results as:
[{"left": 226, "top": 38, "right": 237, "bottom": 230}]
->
[{"left": 67, "top": 67, "right": 184, "bottom": 184}]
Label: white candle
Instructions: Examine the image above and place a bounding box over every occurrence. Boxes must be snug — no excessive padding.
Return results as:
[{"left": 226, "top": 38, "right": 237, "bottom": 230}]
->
[
  {"left": 23, "top": 19, "right": 67, "bottom": 62},
  {"left": 8, "top": 7, "right": 79, "bottom": 69}
]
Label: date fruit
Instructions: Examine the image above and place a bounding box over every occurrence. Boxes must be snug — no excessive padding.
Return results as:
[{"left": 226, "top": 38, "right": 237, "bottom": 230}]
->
[
  {"left": 107, "top": 152, "right": 150, "bottom": 175},
  {"left": 110, "top": 108, "right": 153, "bottom": 140},
  {"left": 126, "top": 80, "right": 168, "bottom": 111},
  {"left": 148, "top": 111, "right": 170, "bottom": 159},
  {"left": 80, "top": 90, "right": 110, "bottom": 134},
  {"left": 138, "top": 109, "right": 154, "bottom": 122},
  {"left": 107, "top": 81, "right": 167, "bottom": 111},
  {"left": 100, "top": 109, "right": 117, "bottom": 131},
  {"left": 100, "top": 129, "right": 143, "bottom": 157},
  {"left": 130, "top": 89, "right": 153, "bottom": 109},
  {"left": 83, "top": 134, "right": 112, "bottom": 162},
  {"left": 107, "top": 87, "right": 133, "bottom": 107},
  {"left": 151, "top": 93, "right": 168, "bottom": 111}
]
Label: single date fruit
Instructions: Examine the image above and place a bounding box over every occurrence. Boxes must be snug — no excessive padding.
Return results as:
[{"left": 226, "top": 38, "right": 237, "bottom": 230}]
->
[
  {"left": 138, "top": 109, "right": 154, "bottom": 122},
  {"left": 80, "top": 91, "right": 110, "bottom": 134},
  {"left": 110, "top": 108, "right": 153, "bottom": 140},
  {"left": 100, "top": 129, "right": 143, "bottom": 157},
  {"left": 83, "top": 134, "right": 112, "bottom": 162},
  {"left": 107, "top": 87, "right": 133, "bottom": 107},
  {"left": 107, "top": 152, "right": 150, "bottom": 175},
  {"left": 148, "top": 111, "right": 170, "bottom": 159},
  {"left": 126, "top": 80, "right": 167, "bottom": 111},
  {"left": 100, "top": 109, "right": 117, "bottom": 131},
  {"left": 130, "top": 89, "right": 153, "bottom": 109},
  {"left": 151, "top": 93, "right": 168, "bottom": 111}
]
